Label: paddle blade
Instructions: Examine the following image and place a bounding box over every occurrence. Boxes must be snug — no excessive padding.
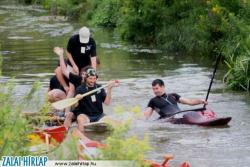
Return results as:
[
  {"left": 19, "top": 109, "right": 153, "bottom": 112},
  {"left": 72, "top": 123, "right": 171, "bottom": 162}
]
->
[
  {"left": 52, "top": 98, "right": 79, "bottom": 110},
  {"left": 100, "top": 116, "right": 121, "bottom": 127}
]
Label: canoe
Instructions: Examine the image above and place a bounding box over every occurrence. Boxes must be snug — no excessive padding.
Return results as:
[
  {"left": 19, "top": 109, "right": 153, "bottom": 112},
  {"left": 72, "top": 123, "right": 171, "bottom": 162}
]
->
[
  {"left": 26, "top": 113, "right": 117, "bottom": 132},
  {"left": 83, "top": 122, "right": 111, "bottom": 132},
  {"left": 28, "top": 125, "right": 67, "bottom": 153},
  {"left": 30, "top": 125, "right": 191, "bottom": 166},
  {"left": 166, "top": 109, "right": 231, "bottom": 126},
  {"left": 32, "top": 123, "right": 110, "bottom": 145},
  {"left": 35, "top": 125, "right": 67, "bottom": 143}
]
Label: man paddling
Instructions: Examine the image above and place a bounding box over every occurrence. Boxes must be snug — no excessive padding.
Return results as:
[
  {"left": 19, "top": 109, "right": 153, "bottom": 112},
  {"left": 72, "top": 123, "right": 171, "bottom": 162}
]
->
[
  {"left": 72, "top": 71, "right": 118, "bottom": 133},
  {"left": 144, "top": 79, "right": 208, "bottom": 119},
  {"left": 54, "top": 47, "right": 114, "bottom": 130}
]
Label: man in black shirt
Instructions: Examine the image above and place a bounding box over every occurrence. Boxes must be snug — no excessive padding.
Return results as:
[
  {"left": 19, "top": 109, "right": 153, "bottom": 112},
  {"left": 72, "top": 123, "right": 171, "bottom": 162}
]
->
[
  {"left": 55, "top": 26, "right": 97, "bottom": 93},
  {"left": 144, "top": 79, "right": 208, "bottom": 119},
  {"left": 67, "top": 26, "right": 97, "bottom": 72},
  {"left": 54, "top": 47, "right": 119, "bottom": 131},
  {"left": 72, "top": 70, "right": 118, "bottom": 133}
]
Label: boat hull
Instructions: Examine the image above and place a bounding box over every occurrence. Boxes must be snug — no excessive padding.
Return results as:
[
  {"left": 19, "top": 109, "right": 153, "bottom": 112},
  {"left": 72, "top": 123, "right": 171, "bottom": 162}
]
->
[{"left": 167, "top": 109, "right": 231, "bottom": 126}]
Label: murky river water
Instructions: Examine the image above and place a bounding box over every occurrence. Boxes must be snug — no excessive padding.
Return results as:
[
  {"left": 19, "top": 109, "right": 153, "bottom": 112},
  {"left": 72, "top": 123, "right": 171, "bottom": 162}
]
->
[{"left": 0, "top": 1, "right": 250, "bottom": 166}]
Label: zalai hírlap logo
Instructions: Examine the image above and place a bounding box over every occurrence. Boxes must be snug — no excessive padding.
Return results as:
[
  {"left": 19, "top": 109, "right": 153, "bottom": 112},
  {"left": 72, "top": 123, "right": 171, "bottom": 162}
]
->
[{"left": 1, "top": 156, "right": 48, "bottom": 166}]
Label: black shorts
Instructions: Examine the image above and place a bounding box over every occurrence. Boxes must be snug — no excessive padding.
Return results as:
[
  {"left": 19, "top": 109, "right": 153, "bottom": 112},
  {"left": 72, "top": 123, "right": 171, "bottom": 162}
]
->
[
  {"left": 88, "top": 113, "right": 105, "bottom": 122},
  {"left": 71, "top": 109, "right": 105, "bottom": 122}
]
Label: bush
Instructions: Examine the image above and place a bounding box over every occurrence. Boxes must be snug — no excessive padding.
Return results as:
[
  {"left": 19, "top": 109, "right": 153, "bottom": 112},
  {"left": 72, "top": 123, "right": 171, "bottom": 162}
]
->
[
  {"left": 18, "top": 0, "right": 250, "bottom": 91},
  {"left": 87, "top": 0, "right": 250, "bottom": 91},
  {"left": 97, "top": 122, "right": 151, "bottom": 166},
  {"left": 87, "top": 0, "right": 122, "bottom": 27},
  {"left": 0, "top": 81, "right": 36, "bottom": 156}
]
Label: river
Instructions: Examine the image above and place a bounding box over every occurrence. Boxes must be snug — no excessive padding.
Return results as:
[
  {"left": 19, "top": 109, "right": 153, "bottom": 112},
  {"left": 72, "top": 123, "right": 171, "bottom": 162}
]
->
[{"left": 0, "top": 1, "right": 250, "bottom": 166}]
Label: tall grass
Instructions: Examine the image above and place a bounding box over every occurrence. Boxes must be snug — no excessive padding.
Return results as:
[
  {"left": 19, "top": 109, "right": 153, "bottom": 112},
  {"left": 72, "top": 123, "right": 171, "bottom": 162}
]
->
[
  {"left": 0, "top": 80, "right": 37, "bottom": 156},
  {"left": 98, "top": 122, "right": 151, "bottom": 166}
]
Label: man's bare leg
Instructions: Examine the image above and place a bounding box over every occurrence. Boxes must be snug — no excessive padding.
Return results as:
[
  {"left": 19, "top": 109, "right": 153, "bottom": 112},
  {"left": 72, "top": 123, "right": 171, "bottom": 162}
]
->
[
  {"left": 72, "top": 127, "right": 93, "bottom": 143},
  {"left": 55, "top": 66, "right": 69, "bottom": 93},
  {"left": 63, "top": 83, "right": 75, "bottom": 128},
  {"left": 77, "top": 114, "right": 90, "bottom": 134},
  {"left": 48, "top": 89, "right": 66, "bottom": 103},
  {"left": 64, "top": 112, "right": 75, "bottom": 130}
]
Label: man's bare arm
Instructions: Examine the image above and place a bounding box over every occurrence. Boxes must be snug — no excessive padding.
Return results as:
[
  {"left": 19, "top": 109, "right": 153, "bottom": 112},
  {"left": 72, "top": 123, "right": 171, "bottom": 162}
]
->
[
  {"left": 179, "top": 97, "right": 208, "bottom": 106},
  {"left": 91, "top": 56, "right": 97, "bottom": 69},
  {"left": 144, "top": 107, "right": 154, "bottom": 120}
]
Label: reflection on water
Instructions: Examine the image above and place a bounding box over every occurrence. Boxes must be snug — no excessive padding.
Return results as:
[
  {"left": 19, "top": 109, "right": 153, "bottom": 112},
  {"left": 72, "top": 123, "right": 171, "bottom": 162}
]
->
[{"left": 0, "top": 2, "right": 250, "bottom": 167}]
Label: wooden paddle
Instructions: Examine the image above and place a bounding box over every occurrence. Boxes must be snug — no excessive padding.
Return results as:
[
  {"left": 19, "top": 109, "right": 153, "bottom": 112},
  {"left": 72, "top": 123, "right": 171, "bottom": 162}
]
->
[{"left": 52, "top": 84, "right": 109, "bottom": 110}]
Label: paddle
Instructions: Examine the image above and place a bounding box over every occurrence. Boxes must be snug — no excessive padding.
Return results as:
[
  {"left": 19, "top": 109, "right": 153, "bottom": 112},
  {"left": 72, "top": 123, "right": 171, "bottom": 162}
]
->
[
  {"left": 71, "top": 116, "right": 120, "bottom": 128},
  {"left": 52, "top": 84, "right": 109, "bottom": 110},
  {"left": 165, "top": 107, "right": 206, "bottom": 118},
  {"left": 161, "top": 53, "right": 222, "bottom": 118},
  {"left": 203, "top": 52, "right": 222, "bottom": 108}
]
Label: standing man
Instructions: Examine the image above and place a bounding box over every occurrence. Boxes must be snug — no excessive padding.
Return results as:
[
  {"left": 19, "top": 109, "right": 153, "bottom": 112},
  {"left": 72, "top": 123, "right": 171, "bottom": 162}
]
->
[
  {"left": 144, "top": 79, "right": 208, "bottom": 119},
  {"left": 67, "top": 26, "right": 97, "bottom": 73},
  {"left": 55, "top": 26, "right": 97, "bottom": 92}
]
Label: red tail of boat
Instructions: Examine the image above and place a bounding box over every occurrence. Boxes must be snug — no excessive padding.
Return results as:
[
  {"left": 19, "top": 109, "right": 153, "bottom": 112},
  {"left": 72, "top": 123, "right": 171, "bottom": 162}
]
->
[
  {"left": 35, "top": 125, "right": 67, "bottom": 144},
  {"left": 145, "top": 154, "right": 191, "bottom": 167}
]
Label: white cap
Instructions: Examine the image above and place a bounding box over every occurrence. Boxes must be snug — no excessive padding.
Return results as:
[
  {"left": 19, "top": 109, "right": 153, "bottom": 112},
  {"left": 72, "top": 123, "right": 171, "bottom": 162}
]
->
[{"left": 79, "top": 26, "right": 90, "bottom": 43}]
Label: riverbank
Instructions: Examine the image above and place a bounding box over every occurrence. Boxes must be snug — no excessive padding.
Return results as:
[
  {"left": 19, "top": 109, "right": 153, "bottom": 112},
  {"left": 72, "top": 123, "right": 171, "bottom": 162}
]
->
[{"left": 20, "top": 0, "right": 250, "bottom": 92}]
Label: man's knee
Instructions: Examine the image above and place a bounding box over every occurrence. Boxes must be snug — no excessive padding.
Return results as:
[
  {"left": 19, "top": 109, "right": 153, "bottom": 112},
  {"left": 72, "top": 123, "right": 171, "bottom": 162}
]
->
[
  {"left": 48, "top": 89, "right": 66, "bottom": 102},
  {"left": 48, "top": 90, "right": 58, "bottom": 102},
  {"left": 47, "top": 91, "right": 55, "bottom": 102},
  {"left": 77, "top": 114, "right": 90, "bottom": 130},
  {"left": 77, "top": 115, "right": 87, "bottom": 122}
]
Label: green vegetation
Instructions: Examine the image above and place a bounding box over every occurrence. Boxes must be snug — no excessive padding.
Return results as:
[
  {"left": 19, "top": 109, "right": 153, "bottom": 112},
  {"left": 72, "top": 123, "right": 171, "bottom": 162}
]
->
[
  {"left": 99, "top": 122, "right": 150, "bottom": 166},
  {"left": 0, "top": 81, "right": 58, "bottom": 156},
  {"left": 86, "top": 0, "right": 250, "bottom": 91},
  {"left": 0, "top": 44, "right": 2, "bottom": 76},
  {"left": 0, "top": 82, "right": 152, "bottom": 163},
  {"left": 18, "top": 0, "right": 250, "bottom": 91},
  {"left": 92, "top": 106, "right": 151, "bottom": 165},
  {"left": 0, "top": 80, "right": 37, "bottom": 156},
  {"left": 19, "top": 0, "right": 88, "bottom": 18}
]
